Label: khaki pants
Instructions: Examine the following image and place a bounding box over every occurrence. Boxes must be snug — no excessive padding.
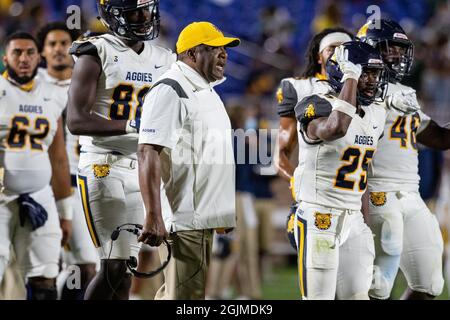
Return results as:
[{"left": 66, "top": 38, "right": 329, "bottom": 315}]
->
[
  {"left": 206, "top": 192, "right": 261, "bottom": 299},
  {"left": 155, "top": 229, "right": 213, "bottom": 300},
  {"left": 254, "top": 199, "right": 275, "bottom": 253},
  {"left": 0, "top": 254, "right": 26, "bottom": 300}
]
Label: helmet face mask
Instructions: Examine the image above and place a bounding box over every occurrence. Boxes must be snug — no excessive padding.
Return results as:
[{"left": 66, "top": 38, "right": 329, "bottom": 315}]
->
[
  {"left": 357, "top": 19, "right": 414, "bottom": 83},
  {"left": 378, "top": 39, "right": 414, "bottom": 83},
  {"left": 326, "top": 41, "right": 388, "bottom": 106},
  {"left": 98, "top": 0, "right": 160, "bottom": 41}
]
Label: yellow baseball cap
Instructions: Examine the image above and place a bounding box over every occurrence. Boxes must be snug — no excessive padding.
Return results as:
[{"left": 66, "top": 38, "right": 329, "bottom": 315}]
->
[{"left": 176, "top": 21, "right": 240, "bottom": 54}]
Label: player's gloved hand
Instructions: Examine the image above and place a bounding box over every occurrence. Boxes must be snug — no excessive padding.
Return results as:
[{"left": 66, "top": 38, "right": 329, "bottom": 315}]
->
[
  {"left": 286, "top": 202, "right": 299, "bottom": 251},
  {"left": 125, "top": 118, "right": 141, "bottom": 133},
  {"left": 60, "top": 219, "right": 73, "bottom": 247},
  {"left": 18, "top": 194, "right": 48, "bottom": 230},
  {"left": 335, "top": 45, "right": 362, "bottom": 82},
  {"left": 386, "top": 90, "right": 421, "bottom": 116}
]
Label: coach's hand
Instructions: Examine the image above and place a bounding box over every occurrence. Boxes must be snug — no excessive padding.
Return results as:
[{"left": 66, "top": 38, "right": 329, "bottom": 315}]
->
[
  {"left": 138, "top": 216, "right": 168, "bottom": 247},
  {"left": 60, "top": 219, "right": 73, "bottom": 247}
]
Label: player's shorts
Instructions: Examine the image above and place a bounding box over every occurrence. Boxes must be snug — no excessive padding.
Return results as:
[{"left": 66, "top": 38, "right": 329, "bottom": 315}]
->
[
  {"left": 0, "top": 185, "right": 62, "bottom": 282},
  {"left": 368, "top": 190, "right": 444, "bottom": 299},
  {"left": 293, "top": 201, "right": 374, "bottom": 300},
  {"left": 77, "top": 152, "right": 143, "bottom": 260},
  {"left": 63, "top": 182, "right": 99, "bottom": 266}
]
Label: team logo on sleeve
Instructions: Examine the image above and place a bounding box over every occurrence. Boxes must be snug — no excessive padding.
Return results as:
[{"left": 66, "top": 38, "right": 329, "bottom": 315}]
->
[
  {"left": 370, "top": 192, "right": 387, "bottom": 206},
  {"left": 314, "top": 212, "right": 332, "bottom": 230},
  {"left": 93, "top": 164, "right": 111, "bottom": 178},
  {"left": 305, "top": 104, "right": 316, "bottom": 118},
  {"left": 276, "top": 87, "right": 283, "bottom": 104}
]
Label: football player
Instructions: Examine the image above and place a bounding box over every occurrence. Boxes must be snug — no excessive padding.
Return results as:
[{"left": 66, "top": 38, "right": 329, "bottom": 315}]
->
[
  {"left": 0, "top": 32, "right": 72, "bottom": 300},
  {"left": 66, "top": 0, "right": 175, "bottom": 300},
  {"left": 357, "top": 19, "right": 450, "bottom": 300},
  {"left": 292, "top": 41, "right": 388, "bottom": 299},
  {"left": 36, "top": 22, "right": 99, "bottom": 300},
  {"left": 276, "top": 28, "right": 352, "bottom": 194}
]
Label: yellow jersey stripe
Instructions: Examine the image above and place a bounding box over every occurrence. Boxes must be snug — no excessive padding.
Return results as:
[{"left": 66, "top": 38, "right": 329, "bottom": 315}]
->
[
  {"left": 296, "top": 216, "right": 307, "bottom": 298},
  {"left": 77, "top": 175, "right": 101, "bottom": 248}
]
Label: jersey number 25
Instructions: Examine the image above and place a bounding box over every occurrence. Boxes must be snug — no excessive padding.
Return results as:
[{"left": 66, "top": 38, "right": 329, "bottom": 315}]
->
[{"left": 334, "top": 147, "right": 375, "bottom": 191}]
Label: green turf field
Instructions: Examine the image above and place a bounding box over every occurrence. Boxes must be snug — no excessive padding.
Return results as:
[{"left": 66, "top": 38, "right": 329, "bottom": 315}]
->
[{"left": 261, "top": 265, "right": 449, "bottom": 300}]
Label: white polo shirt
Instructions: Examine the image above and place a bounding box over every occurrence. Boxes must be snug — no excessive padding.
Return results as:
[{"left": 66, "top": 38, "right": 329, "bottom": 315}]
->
[{"left": 139, "top": 61, "right": 236, "bottom": 232}]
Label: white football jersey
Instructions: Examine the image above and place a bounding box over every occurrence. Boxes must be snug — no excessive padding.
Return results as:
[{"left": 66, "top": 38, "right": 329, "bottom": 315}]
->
[
  {"left": 368, "top": 82, "right": 430, "bottom": 192},
  {"left": 0, "top": 75, "right": 66, "bottom": 194},
  {"left": 276, "top": 75, "right": 332, "bottom": 183},
  {"left": 294, "top": 94, "right": 386, "bottom": 210},
  {"left": 37, "top": 68, "right": 79, "bottom": 175},
  {"left": 70, "top": 34, "right": 176, "bottom": 158}
]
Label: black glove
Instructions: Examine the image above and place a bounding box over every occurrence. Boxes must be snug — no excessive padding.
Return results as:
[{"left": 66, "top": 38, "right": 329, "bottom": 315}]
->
[
  {"left": 286, "top": 202, "right": 299, "bottom": 251},
  {"left": 18, "top": 194, "right": 48, "bottom": 231}
]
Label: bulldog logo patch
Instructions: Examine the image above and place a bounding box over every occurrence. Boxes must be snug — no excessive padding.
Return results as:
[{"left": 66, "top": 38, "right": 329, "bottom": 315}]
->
[
  {"left": 314, "top": 212, "right": 332, "bottom": 230},
  {"left": 93, "top": 164, "right": 110, "bottom": 179},
  {"left": 305, "top": 104, "right": 316, "bottom": 118},
  {"left": 276, "top": 87, "right": 283, "bottom": 104},
  {"left": 370, "top": 192, "right": 387, "bottom": 207}
]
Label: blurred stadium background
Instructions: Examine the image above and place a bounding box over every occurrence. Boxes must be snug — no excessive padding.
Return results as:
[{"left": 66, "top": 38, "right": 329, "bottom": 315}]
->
[{"left": 1, "top": 0, "right": 450, "bottom": 299}]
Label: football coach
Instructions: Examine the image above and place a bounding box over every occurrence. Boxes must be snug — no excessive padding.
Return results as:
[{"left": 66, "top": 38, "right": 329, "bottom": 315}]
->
[{"left": 137, "top": 21, "right": 240, "bottom": 300}]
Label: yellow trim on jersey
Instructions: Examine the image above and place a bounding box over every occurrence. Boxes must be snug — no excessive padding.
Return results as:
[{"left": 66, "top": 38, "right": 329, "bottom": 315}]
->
[
  {"left": 296, "top": 216, "right": 307, "bottom": 298},
  {"left": 2, "top": 71, "right": 35, "bottom": 92},
  {"left": 315, "top": 73, "right": 327, "bottom": 81},
  {"left": 77, "top": 175, "right": 100, "bottom": 248}
]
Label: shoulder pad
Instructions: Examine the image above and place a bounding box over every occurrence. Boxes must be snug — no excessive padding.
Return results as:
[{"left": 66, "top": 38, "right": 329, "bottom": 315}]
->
[
  {"left": 69, "top": 40, "right": 98, "bottom": 57},
  {"left": 277, "top": 79, "right": 298, "bottom": 117},
  {"left": 294, "top": 94, "right": 332, "bottom": 129}
]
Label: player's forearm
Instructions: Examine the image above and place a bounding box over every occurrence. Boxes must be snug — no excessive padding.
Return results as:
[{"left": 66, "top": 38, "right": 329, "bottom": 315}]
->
[
  {"left": 137, "top": 144, "right": 164, "bottom": 222},
  {"left": 338, "top": 79, "right": 358, "bottom": 107},
  {"left": 417, "top": 121, "right": 450, "bottom": 150},
  {"left": 49, "top": 151, "right": 72, "bottom": 200},
  {"left": 310, "top": 112, "right": 352, "bottom": 141},
  {"left": 276, "top": 151, "right": 295, "bottom": 181},
  {"left": 276, "top": 117, "right": 298, "bottom": 180},
  {"left": 66, "top": 109, "right": 128, "bottom": 136},
  {"left": 314, "top": 79, "right": 357, "bottom": 141}
]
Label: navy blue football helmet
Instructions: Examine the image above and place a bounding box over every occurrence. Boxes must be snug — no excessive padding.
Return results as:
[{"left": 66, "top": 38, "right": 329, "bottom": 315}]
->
[
  {"left": 357, "top": 19, "right": 414, "bottom": 83},
  {"left": 97, "top": 0, "right": 160, "bottom": 41},
  {"left": 326, "top": 41, "right": 388, "bottom": 106}
]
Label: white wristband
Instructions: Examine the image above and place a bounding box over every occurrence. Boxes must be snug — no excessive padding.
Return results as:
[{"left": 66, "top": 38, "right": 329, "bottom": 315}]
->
[
  {"left": 56, "top": 196, "right": 73, "bottom": 220},
  {"left": 125, "top": 120, "right": 138, "bottom": 134},
  {"left": 332, "top": 98, "right": 356, "bottom": 118}
]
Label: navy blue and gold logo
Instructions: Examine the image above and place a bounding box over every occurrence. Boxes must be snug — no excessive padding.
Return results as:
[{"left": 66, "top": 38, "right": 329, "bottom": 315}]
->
[
  {"left": 314, "top": 212, "right": 332, "bottom": 230},
  {"left": 370, "top": 192, "right": 387, "bottom": 206},
  {"left": 93, "top": 164, "right": 110, "bottom": 179}
]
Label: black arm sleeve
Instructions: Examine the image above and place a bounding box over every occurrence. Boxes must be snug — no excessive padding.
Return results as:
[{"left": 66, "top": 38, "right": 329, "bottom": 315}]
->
[
  {"left": 294, "top": 94, "right": 333, "bottom": 134},
  {"left": 277, "top": 80, "right": 298, "bottom": 117},
  {"left": 69, "top": 40, "right": 98, "bottom": 58}
]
